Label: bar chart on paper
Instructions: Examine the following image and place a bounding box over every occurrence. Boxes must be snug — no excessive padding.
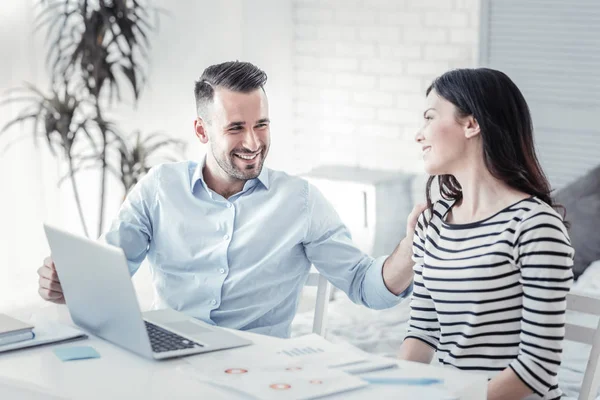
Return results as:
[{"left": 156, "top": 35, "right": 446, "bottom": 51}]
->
[
  {"left": 274, "top": 334, "right": 366, "bottom": 368},
  {"left": 278, "top": 346, "right": 325, "bottom": 357},
  {"left": 273, "top": 335, "right": 399, "bottom": 374}
]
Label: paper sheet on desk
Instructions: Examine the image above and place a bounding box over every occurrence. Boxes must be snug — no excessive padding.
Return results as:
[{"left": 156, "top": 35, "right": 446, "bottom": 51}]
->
[
  {"left": 180, "top": 361, "right": 367, "bottom": 400},
  {"left": 0, "top": 321, "right": 86, "bottom": 353},
  {"left": 274, "top": 334, "right": 397, "bottom": 375},
  {"left": 185, "top": 334, "right": 367, "bottom": 371},
  {"left": 182, "top": 334, "right": 370, "bottom": 399},
  {"left": 273, "top": 334, "right": 367, "bottom": 368}
]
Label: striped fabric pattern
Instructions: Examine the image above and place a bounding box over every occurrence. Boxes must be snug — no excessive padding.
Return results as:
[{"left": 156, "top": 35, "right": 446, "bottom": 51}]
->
[{"left": 406, "top": 197, "right": 574, "bottom": 399}]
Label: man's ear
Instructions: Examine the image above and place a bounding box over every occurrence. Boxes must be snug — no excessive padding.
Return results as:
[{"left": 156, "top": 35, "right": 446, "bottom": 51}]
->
[
  {"left": 194, "top": 118, "right": 209, "bottom": 144},
  {"left": 464, "top": 115, "right": 480, "bottom": 139}
]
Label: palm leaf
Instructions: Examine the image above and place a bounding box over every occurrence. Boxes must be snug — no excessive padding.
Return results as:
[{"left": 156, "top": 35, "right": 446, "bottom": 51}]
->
[
  {"left": 107, "top": 129, "right": 186, "bottom": 193},
  {"left": 74, "top": 121, "right": 99, "bottom": 152},
  {"left": 57, "top": 164, "right": 98, "bottom": 187},
  {"left": 0, "top": 83, "right": 91, "bottom": 158},
  {"left": 0, "top": 135, "right": 36, "bottom": 156},
  {"left": 37, "top": 0, "right": 157, "bottom": 105},
  {"left": 0, "top": 113, "right": 41, "bottom": 135}
]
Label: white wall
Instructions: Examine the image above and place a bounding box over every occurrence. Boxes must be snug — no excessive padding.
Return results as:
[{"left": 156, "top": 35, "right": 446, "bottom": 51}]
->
[
  {"left": 290, "top": 0, "right": 480, "bottom": 175},
  {"left": 0, "top": 1, "right": 61, "bottom": 312}
]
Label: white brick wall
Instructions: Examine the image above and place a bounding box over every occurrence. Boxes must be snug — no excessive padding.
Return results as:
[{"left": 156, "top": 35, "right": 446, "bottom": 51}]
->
[{"left": 291, "top": 0, "right": 480, "bottom": 174}]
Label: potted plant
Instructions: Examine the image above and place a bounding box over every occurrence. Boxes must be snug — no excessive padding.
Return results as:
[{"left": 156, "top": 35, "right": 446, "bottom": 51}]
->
[{"left": 1, "top": 0, "right": 184, "bottom": 237}]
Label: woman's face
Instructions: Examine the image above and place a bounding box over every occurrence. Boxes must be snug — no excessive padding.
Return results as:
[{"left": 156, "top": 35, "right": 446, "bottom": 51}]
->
[{"left": 415, "top": 89, "right": 472, "bottom": 176}]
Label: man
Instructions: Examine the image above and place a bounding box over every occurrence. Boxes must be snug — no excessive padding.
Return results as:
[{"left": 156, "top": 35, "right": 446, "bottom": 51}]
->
[{"left": 38, "top": 61, "right": 423, "bottom": 338}]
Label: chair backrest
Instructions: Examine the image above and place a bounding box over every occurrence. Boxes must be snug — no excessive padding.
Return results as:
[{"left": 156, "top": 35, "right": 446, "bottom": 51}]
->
[
  {"left": 305, "top": 272, "right": 332, "bottom": 337},
  {"left": 565, "top": 292, "right": 600, "bottom": 400}
]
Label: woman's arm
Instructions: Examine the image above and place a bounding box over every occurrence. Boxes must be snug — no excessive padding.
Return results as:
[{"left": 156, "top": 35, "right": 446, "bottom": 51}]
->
[
  {"left": 399, "top": 212, "right": 441, "bottom": 362},
  {"left": 399, "top": 337, "right": 435, "bottom": 363},
  {"left": 487, "top": 367, "right": 533, "bottom": 400},
  {"left": 501, "top": 207, "right": 574, "bottom": 399}
]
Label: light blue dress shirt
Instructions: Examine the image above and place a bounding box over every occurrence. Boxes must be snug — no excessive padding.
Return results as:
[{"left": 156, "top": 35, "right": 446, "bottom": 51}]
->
[{"left": 104, "top": 160, "right": 410, "bottom": 338}]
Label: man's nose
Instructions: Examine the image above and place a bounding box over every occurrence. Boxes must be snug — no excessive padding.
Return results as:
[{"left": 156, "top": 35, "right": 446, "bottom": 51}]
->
[{"left": 242, "top": 129, "right": 260, "bottom": 151}]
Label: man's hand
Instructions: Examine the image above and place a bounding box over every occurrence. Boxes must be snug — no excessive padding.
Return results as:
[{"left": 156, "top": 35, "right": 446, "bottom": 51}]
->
[
  {"left": 406, "top": 202, "right": 426, "bottom": 241},
  {"left": 382, "top": 203, "right": 427, "bottom": 295},
  {"left": 37, "top": 256, "right": 66, "bottom": 304}
]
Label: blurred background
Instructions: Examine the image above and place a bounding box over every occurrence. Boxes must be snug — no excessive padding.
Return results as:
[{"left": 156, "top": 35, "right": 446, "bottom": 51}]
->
[{"left": 1, "top": 0, "right": 599, "bottom": 357}]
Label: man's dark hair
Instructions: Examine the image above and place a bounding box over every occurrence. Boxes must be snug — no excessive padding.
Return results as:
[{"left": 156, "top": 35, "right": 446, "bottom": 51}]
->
[{"left": 194, "top": 61, "right": 268, "bottom": 120}]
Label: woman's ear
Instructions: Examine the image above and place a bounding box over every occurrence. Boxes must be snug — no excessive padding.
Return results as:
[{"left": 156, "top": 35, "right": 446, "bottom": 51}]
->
[
  {"left": 464, "top": 116, "right": 480, "bottom": 139},
  {"left": 194, "top": 118, "right": 209, "bottom": 144}
]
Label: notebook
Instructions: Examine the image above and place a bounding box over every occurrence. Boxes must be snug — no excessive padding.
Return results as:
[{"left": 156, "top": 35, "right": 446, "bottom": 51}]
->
[
  {"left": 0, "top": 314, "right": 34, "bottom": 347},
  {"left": 0, "top": 320, "right": 87, "bottom": 354}
]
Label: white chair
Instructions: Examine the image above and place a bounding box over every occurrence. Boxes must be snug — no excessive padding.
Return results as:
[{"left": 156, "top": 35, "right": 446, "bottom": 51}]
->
[
  {"left": 566, "top": 292, "right": 600, "bottom": 400},
  {"left": 305, "top": 272, "right": 332, "bottom": 337}
]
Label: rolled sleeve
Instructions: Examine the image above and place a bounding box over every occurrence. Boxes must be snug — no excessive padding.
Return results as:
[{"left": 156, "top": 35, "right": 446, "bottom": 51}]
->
[{"left": 363, "top": 255, "right": 413, "bottom": 305}]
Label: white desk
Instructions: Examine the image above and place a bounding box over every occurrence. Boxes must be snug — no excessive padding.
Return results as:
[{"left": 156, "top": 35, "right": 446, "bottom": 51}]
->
[{"left": 0, "top": 305, "right": 487, "bottom": 399}]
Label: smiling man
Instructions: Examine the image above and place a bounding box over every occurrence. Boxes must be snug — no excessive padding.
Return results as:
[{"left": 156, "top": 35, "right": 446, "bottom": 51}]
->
[{"left": 37, "top": 61, "right": 422, "bottom": 338}]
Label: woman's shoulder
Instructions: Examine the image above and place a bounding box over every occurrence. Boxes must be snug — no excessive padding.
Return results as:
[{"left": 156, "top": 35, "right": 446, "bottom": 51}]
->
[
  {"left": 514, "top": 197, "right": 571, "bottom": 243},
  {"left": 415, "top": 198, "right": 455, "bottom": 230},
  {"left": 430, "top": 198, "right": 455, "bottom": 223},
  {"left": 518, "top": 196, "right": 566, "bottom": 224}
]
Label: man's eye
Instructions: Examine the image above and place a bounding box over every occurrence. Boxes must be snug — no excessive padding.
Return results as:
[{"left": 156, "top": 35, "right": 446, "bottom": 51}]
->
[{"left": 256, "top": 123, "right": 268, "bottom": 128}]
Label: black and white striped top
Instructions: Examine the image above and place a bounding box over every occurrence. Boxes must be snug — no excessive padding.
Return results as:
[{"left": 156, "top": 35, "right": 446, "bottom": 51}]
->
[{"left": 406, "top": 197, "right": 574, "bottom": 400}]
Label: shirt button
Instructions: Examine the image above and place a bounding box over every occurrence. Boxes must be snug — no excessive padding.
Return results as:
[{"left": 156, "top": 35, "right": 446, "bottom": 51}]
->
[
  {"left": 219, "top": 268, "right": 226, "bottom": 274},
  {"left": 226, "top": 203, "right": 232, "bottom": 208},
  {"left": 223, "top": 234, "right": 230, "bottom": 241},
  {"left": 211, "top": 299, "right": 217, "bottom": 305}
]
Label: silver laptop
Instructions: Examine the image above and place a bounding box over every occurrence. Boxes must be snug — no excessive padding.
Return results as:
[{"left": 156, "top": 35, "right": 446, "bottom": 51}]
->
[{"left": 43, "top": 224, "right": 252, "bottom": 360}]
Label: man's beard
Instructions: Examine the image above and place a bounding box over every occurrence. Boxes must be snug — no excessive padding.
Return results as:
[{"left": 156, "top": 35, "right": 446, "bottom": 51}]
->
[{"left": 212, "top": 146, "right": 267, "bottom": 181}]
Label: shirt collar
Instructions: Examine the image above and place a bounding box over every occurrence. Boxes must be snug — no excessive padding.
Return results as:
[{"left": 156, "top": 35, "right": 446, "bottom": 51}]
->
[
  {"left": 255, "top": 165, "right": 270, "bottom": 190},
  {"left": 190, "top": 157, "right": 270, "bottom": 193}
]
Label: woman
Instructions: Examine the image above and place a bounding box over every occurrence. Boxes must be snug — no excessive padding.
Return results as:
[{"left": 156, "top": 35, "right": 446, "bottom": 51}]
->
[{"left": 400, "top": 68, "right": 574, "bottom": 400}]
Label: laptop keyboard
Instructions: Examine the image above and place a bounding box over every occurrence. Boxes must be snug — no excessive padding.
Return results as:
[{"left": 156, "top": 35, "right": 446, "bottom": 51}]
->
[{"left": 144, "top": 321, "right": 203, "bottom": 353}]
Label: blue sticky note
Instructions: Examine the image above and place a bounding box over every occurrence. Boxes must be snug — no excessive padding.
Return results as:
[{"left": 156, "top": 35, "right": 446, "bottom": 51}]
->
[{"left": 53, "top": 346, "right": 101, "bottom": 361}]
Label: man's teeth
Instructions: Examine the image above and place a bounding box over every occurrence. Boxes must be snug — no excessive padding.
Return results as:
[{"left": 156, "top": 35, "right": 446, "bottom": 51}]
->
[{"left": 236, "top": 153, "right": 258, "bottom": 160}]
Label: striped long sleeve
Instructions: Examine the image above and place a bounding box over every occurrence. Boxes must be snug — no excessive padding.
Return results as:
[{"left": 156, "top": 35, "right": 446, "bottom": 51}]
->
[
  {"left": 509, "top": 210, "right": 574, "bottom": 397},
  {"left": 405, "top": 212, "right": 441, "bottom": 349}
]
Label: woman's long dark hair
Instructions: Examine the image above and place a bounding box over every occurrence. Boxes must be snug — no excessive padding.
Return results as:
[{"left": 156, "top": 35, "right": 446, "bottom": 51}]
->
[{"left": 424, "top": 68, "right": 566, "bottom": 225}]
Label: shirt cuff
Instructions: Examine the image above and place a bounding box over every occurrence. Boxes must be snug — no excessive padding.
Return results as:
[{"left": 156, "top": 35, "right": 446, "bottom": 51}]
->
[{"left": 363, "top": 256, "right": 413, "bottom": 308}]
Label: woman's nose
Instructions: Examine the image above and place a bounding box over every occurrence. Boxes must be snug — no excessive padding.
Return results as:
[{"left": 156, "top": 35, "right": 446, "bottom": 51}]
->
[{"left": 415, "top": 128, "right": 424, "bottom": 143}]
